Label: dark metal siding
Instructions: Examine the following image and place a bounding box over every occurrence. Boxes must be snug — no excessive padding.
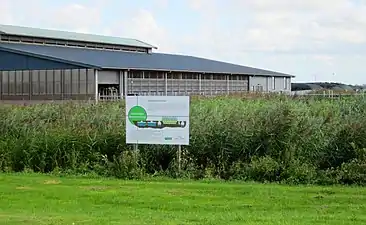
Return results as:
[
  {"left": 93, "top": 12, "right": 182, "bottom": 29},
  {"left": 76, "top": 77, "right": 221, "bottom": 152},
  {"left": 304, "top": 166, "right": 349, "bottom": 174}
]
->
[
  {"left": 0, "top": 50, "right": 83, "bottom": 71},
  {"left": 0, "top": 68, "right": 95, "bottom": 102}
]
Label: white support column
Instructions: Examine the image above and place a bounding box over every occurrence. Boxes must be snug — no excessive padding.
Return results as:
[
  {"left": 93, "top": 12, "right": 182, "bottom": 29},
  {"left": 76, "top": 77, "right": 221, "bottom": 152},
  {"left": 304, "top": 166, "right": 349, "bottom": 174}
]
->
[
  {"left": 199, "top": 74, "right": 202, "bottom": 94},
  {"left": 124, "top": 71, "right": 128, "bottom": 98},
  {"left": 227, "top": 74, "right": 230, "bottom": 94},
  {"left": 184, "top": 73, "right": 188, "bottom": 95},
  {"left": 283, "top": 77, "right": 287, "bottom": 90},
  {"left": 119, "top": 70, "right": 123, "bottom": 99},
  {"left": 250, "top": 76, "right": 254, "bottom": 92},
  {"left": 210, "top": 74, "right": 213, "bottom": 96},
  {"left": 164, "top": 72, "right": 168, "bottom": 96},
  {"left": 94, "top": 69, "right": 99, "bottom": 102}
]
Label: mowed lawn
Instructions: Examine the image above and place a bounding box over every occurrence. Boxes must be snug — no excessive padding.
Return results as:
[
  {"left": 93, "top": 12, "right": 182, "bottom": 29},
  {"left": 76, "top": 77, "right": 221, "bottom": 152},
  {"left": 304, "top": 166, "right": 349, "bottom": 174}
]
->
[{"left": 0, "top": 174, "right": 366, "bottom": 225}]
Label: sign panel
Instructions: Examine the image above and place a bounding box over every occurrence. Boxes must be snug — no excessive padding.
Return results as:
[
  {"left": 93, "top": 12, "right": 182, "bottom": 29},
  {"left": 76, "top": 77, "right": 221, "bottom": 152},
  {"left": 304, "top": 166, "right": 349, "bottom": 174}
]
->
[{"left": 126, "top": 96, "right": 190, "bottom": 145}]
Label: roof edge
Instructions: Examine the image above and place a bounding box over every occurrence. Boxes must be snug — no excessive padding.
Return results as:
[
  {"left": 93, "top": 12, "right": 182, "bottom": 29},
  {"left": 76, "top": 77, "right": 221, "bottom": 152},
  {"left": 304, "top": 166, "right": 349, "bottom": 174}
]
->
[
  {"left": 7, "top": 33, "right": 156, "bottom": 49},
  {"left": 100, "top": 66, "right": 295, "bottom": 77},
  {"left": 0, "top": 24, "right": 156, "bottom": 49},
  {"left": 0, "top": 46, "right": 100, "bottom": 69},
  {"left": 135, "top": 39, "right": 158, "bottom": 49},
  {"left": 0, "top": 42, "right": 295, "bottom": 77},
  {"left": 152, "top": 52, "right": 294, "bottom": 77}
]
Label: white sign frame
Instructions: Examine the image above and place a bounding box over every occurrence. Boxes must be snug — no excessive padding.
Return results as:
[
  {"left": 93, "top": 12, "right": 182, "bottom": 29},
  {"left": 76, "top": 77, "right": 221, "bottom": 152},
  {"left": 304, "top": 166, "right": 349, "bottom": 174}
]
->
[{"left": 125, "top": 96, "right": 190, "bottom": 146}]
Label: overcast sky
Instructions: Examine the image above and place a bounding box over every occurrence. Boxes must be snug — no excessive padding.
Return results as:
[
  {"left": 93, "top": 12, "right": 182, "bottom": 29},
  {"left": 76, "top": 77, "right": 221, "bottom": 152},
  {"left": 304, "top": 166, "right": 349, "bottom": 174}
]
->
[{"left": 1, "top": 0, "right": 366, "bottom": 84}]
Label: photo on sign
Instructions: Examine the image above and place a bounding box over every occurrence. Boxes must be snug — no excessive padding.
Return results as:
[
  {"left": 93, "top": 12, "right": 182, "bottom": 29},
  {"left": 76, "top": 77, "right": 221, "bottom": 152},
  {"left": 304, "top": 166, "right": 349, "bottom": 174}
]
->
[{"left": 129, "top": 107, "right": 187, "bottom": 129}]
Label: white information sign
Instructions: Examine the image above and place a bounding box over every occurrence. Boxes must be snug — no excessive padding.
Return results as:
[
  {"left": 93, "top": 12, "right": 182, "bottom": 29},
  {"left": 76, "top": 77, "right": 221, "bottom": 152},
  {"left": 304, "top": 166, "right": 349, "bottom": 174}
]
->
[{"left": 125, "top": 96, "right": 190, "bottom": 145}]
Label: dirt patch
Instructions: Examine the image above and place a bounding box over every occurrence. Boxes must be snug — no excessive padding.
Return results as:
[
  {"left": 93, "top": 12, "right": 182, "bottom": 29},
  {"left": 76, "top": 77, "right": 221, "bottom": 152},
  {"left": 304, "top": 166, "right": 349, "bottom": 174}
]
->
[
  {"left": 15, "top": 186, "right": 33, "bottom": 190},
  {"left": 43, "top": 180, "right": 61, "bottom": 185},
  {"left": 167, "top": 189, "right": 185, "bottom": 196},
  {"left": 81, "top": 186, "right": 111, "bottom": 191},
  {"left": 318, "top": 189, "right": 336, "bottom": 196}
]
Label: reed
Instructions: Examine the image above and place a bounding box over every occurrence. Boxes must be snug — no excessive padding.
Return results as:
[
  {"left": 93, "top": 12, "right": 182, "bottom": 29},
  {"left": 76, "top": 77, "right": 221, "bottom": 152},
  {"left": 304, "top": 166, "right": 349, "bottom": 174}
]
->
[{"left": 1, "top": 95, "right": 366, "bottom": 185}]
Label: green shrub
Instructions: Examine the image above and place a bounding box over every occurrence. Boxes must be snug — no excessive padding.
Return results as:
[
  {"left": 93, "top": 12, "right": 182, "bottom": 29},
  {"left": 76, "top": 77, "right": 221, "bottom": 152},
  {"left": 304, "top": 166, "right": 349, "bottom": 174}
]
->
[
  {"left": 338, "top": 159, "right": 366, "bottom": 185},
  {"left": 104, "top": 151, "right": 145, "bottom": 180},
  {"left": 284, "top": 159, "right": 317, "bottom": 184},
  {"left": 247, "top": 156, "right": 282, "bottom": 182}
]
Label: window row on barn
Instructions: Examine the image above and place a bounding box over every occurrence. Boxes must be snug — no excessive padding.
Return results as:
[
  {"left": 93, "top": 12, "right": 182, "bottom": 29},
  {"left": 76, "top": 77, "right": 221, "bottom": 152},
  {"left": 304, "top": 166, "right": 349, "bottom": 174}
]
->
[{"left": 127, "top": 70, "right": 249, "bottom": 96}]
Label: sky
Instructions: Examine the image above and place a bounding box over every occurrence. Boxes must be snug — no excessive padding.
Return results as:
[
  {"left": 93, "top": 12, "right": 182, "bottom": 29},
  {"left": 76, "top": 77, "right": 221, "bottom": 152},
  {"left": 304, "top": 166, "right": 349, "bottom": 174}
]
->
[{"left": 1, "top": 0, "right": 366, "bottom": 84}]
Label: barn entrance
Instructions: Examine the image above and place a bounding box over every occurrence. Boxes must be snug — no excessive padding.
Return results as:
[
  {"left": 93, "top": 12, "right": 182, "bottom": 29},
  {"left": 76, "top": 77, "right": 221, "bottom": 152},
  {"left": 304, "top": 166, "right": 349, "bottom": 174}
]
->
[
  {"left": 98, "top": 84, "right": 120, "bottom": 101},
  {"left": 97, "top": 70, "right": 122, "bottom": 101}
]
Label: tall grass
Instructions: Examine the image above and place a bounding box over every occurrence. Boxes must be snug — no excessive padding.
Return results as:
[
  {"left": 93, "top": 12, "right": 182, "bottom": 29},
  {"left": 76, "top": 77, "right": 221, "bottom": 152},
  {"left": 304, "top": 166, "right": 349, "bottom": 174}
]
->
[{"left": 1, "top": 96, "right": 366, "bottom": 185}]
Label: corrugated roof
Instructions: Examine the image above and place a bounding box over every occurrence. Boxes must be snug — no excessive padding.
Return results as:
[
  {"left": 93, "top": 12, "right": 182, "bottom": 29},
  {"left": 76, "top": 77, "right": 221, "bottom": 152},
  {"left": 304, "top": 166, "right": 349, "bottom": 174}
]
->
[
  {"left": 0, "top": 42, "right": 294, "bottom": 77},
  {"left": 0, "top": 24, "right": 156, "bottom": 49}
]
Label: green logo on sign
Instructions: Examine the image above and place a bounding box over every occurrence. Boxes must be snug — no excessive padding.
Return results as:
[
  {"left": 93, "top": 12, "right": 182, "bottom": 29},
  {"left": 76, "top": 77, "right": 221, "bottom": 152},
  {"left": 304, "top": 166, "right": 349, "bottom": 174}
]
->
[{"left": 128, "top": 106, "right": 147, "bottom": 124}]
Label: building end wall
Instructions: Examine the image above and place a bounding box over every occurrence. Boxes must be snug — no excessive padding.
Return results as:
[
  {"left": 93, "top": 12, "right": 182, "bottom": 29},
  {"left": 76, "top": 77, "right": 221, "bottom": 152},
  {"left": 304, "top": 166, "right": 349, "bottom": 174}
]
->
[
  {"left": 249, "top": 75, "right": 292, "bottom": 92},
  {"left": 0, "top": 49, "right": 83, "bottom": 71}
]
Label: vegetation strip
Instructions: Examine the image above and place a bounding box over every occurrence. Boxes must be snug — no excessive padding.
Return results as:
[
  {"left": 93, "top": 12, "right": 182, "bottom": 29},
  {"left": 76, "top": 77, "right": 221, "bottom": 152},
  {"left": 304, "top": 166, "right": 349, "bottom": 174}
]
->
[{"left": 0, "top": 95, "right": 366, "bottom": 185}]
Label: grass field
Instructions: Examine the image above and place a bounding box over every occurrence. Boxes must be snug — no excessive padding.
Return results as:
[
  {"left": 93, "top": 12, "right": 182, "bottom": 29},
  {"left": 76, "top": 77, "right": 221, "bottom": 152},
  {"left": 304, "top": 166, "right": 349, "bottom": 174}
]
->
[{"left": 0, "top": 173, "right": 366, "bottom": 225}]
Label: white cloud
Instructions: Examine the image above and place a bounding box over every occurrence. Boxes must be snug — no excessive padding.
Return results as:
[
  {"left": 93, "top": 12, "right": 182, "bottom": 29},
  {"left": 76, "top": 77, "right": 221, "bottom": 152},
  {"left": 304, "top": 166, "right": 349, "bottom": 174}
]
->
[
  {"left": 313, "top": 55, "right": 334, "bottom": 66},
  {"left": 188, "top": 0, "right": 212, "bottom": 11},
  {"left": 0, "top": 0, "right": 13, "bottom": 24},
  {"left": 183, "top": 0, "right": 366, "bottom": 56},
  {"left": 246, "top": 0, "right": 366, "bottom": 48},
  {"left": 0, "top": 0, "right": 176, "bottom": 52},
  {"left": 154, "top": 0, "right": 169, "bottom": 8},
  {"left": 109, "top": 9, "right": 177, "bottom": 52},
  {"left": 1, "top": 0, "right": 366, "bottom": 84},
  {"left": 238, "top": 0, "right": 352, "bottom": 11},
  {"left": 177, "top": 0, "right": 366, "bottom": 84},
  {"left": 43, "top": 3, "right": 102, "bottom": 33},
  {"left": 0, "top": 0, "right": 106, "bottom": 33}
]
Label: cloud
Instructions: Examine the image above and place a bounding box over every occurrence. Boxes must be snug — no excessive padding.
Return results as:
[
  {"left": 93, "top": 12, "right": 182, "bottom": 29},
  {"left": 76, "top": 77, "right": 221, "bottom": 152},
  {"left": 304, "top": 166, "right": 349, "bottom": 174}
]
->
[
  {"left": 0, "top": 0, "right": 103, "bottom": 34},
  {"left": 7, "top": 0, "right": 364, "bottom": 55},
  {"left": 256, "top": 1, "right": 366, "bottom": 47},
  {"left": 0, "top": 0, "right": 13, "bottom": 24},
  {"left": 43, "top": 3, "right": 102, "bottom": 33},
  {"left": 183, "top": 0, "right": 366, "bottom": 55},
  {"left": 179, "top": 0, "right": 366, "bottom": 84},
  {"left": 110, "top": 9, "right": 177, "bottom": 52},
  {"left": 237, "top": 0, "right": 352, "bottom": 11},
  {"left": 0, "top": 0, "right": 176, "bottom": 52},
  {"left": 313, "top": 55, "right": 334, "bottom": 66},
  {"left": 154, "top": 0, "right": 169, "bottom": 8},
  {"left": 187, "top": 0, "right": 212, "bottom": 11},
  {"left": 1, "top": 0, "right": 366, "bottom": 84}
]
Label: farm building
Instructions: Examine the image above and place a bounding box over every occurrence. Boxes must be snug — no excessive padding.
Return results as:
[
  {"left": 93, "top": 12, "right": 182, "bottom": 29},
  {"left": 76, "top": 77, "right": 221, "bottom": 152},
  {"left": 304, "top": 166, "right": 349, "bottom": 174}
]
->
[{"left": 0, "top": 24, "right": 294, "bottom": 102}]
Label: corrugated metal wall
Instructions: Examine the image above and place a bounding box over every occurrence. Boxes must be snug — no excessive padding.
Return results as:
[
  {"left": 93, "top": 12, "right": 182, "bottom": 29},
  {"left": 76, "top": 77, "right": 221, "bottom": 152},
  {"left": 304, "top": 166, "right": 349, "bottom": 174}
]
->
[
  {"left": 228, "top": 75, "right": 249, "bottom": 93},
  {"left": 0, "top": 68, "right": 95, "bottom": 101},
  {"left": 98, "top": 70, "right": 119, "bottom": 84},
  {"left": 249, "top": 76, "right": 291, "bottom": 92},
  {"left": 0, "top": 67, "right": 292, "bottom": 103}
]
